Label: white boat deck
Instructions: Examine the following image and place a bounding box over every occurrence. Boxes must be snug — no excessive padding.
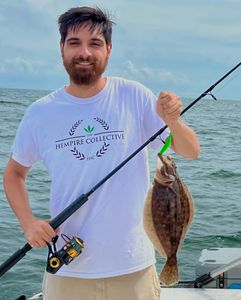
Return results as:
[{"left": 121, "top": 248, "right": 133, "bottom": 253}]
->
[
  {"left": 28, "top": 288, "right": 241, "bottom": 300},
  {"left": 161, "top": 288, "right": 241, "bottom": 300}
]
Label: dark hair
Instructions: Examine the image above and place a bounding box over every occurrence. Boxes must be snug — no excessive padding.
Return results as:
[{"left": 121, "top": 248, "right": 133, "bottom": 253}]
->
[{"left": 58, "top": 6, "right": 115, "bottom": 45}]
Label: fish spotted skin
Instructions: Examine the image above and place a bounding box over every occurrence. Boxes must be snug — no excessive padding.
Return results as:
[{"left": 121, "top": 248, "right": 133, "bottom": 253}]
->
[{"left": 143, "top": 155, "right": 194, "bottom": 286}]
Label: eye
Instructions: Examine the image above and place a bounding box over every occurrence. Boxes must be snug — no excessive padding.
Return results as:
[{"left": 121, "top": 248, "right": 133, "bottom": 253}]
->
[
  {"left": 90, "top": 39, "right": 104, "bottom": 47},
  {"left": 66, "top": 39, "right": 80, "bottom": 46},
  {"left": 91, "top": 42, "right": 102, "bottom": 47},
  {"left": 69, "top": 41, "right": 79, "bottom": 46}
]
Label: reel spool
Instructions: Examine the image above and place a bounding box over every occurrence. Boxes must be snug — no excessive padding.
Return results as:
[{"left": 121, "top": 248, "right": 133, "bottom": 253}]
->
[{"left": 46, "top": 234, "right": 84, "bottom": 274}]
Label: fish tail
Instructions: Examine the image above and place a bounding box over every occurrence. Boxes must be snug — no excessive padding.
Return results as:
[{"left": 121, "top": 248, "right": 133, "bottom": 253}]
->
[{"left": 159, "top": 256, "right": 178, "bottom": 286}]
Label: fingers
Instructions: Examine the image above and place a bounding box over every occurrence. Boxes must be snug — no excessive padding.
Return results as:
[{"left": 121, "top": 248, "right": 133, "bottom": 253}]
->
[
  {"left": 157, "top": 91, "right": 182, "bottom": 123},
  {"left": 158, "top": 92, "right": 182, "bottom": 111},
  {"left": 25, "top": 220, "right": 58, "bottom": 248}
]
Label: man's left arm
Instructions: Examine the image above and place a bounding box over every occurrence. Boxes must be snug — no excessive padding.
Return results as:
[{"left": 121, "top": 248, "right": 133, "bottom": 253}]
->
[{"left": 156, "top": 91, "right": 200, "bottom": 159}]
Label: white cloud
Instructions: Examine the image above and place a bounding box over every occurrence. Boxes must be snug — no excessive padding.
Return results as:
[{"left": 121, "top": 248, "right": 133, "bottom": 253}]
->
[
  {"left": 0, "top": 0, "right": 240, "bottom": 99},
  {"left": 23, "top": 0, "right": 65, "bottom": 16},
  {"left": 0, "top": 57, "right": 61, "bottom": 76},
  {"left": 22, "top": 0, "right": 117, "bottom": 17},
  {"left": 24, "top": 0, "right": 51, "bottom": 10},
  {"left": 121, "top": 60, "right": 189, "bottom": 87},
  {"left": 116, "top": 1, "right": 241, "bottom": 44}
]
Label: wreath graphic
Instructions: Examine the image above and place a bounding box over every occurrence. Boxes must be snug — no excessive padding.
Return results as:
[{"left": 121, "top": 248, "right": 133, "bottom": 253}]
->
[
  {"left": 69, "top": 118, "right": 110, "bottom": 161},
  {"left": 70, "top": 147, "right": 85, "bottom": 160},
  {"left": 69, "top": 120, "right": 83, "bottom": 136},
  {"left": 96, "top": 142, "right": 110, "bottom": 157},
  {"left": 94, "top": 117, "right": 109, "bottom": 130}
]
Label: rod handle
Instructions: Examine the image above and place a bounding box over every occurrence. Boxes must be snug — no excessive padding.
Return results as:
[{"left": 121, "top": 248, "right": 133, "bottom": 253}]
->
[{"left": 0, "top": 243, "right": 32, "bottom": 277}]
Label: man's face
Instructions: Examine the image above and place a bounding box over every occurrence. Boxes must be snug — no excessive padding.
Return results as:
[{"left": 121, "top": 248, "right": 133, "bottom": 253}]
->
[{"left": 60, "top": 25, "right": 112, "bottom": 85}]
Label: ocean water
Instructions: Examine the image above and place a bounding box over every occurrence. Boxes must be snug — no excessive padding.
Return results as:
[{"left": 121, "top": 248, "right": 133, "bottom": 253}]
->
[{"left": 0, "top": 88, "right": 241, "bottom": 299}]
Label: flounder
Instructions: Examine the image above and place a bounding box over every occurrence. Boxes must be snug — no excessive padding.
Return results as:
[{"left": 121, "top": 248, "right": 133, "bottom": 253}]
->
[{"left": 143, "top": 154, "right": 194, "bottom": 285}]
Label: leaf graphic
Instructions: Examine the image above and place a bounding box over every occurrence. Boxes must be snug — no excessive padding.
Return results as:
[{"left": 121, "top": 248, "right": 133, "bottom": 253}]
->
[{"left": 84, "top": 125, "right": 94, "bottom": 133}]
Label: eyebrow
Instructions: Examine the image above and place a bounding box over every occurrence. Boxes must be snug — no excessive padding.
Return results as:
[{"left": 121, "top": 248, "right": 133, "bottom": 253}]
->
[
  {"left": 66, "top": 37, "right": 79, "bottom": 43},
  {"left": 90, "top": 38, "right": 105, "bottom": 43},
  {"left": 66, "top": 37, "right": 105, "bottom": 44}
]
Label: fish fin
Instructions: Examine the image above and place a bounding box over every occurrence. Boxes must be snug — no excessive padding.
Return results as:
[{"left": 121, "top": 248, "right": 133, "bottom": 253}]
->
[
  {"left": 177, "top": 181, "right": 195, "bottom": 251},
  {"left": 143, "top": 187, "right": 167, "bottom": 258},
  {"left": 159, "top": 257, "right": 178, "bottom": 286}
]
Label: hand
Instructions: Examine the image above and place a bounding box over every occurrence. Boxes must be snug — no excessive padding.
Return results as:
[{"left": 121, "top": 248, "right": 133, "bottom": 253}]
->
[
  {"left": 23, "top": 218, "right": 59, "bottom": 248},
  {"left": 156, "top": 91, "right": 182, "bottom": 125}
]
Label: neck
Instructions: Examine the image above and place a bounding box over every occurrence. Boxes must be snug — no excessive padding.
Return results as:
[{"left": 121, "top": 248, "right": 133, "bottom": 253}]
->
[{"left": 65, "top": 77, "right": 106, "bottom": 98}]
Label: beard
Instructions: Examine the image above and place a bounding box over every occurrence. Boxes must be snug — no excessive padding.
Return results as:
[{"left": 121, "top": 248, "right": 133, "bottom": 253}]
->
[{"left": 62, "top": 55, "right": 109, "bottom": 86}]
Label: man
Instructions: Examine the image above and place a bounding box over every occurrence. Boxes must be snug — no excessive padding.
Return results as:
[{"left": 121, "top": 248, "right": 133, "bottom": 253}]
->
[{"left": 3, "top": 6, "right": 200, "bottom": 300}]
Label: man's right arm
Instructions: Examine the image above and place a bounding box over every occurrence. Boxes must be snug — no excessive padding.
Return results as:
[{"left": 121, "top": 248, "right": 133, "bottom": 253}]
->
[{"left": 3, "top": 157, "right": 57, "bottom": 248}]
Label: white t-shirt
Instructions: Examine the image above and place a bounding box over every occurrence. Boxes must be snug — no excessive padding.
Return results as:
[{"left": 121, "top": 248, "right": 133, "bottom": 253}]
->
[{"left": 12, "top": 77, "right": 169, "bottom": 278}]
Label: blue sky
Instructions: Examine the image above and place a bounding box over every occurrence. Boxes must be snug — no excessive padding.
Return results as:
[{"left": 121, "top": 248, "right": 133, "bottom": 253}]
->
[{"left": 0, "top": 0, "right": 241, "bottom": 100}]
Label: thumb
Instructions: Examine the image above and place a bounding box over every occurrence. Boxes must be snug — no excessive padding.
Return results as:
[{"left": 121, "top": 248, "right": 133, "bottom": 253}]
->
[
  {"left": 55, "top": 227, "right": 61, "bottom": 235},
  {"left": 159, "top": 91, "right": 168, "bottom": 97},
  {"left": 158, "top": 91, "right": 169, "bottom": 105}
]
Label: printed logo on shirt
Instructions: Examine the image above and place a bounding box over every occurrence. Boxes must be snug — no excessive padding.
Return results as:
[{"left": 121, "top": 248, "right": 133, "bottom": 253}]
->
[{"left": 55, "top": 117, "right": 125, "bottom": 161}]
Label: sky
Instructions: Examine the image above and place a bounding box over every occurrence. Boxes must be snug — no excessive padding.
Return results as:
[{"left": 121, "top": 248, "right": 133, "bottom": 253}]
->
[{"left": 0, "top": 0, "right": 241, "bottom": 100}]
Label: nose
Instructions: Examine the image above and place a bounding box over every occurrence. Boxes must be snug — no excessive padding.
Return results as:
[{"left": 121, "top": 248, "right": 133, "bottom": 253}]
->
[{"left": 77, "top": 45, "right": 92, "bottom": 60}]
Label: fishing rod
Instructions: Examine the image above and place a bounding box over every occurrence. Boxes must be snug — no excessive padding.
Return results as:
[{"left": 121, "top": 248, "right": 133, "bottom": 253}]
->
[{"left": 0, "top": 62, "right": 241, "bottom": 278}]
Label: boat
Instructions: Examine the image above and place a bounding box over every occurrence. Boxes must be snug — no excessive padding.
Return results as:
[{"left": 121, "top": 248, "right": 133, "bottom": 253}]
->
[
  {"left": 15, "top": 247, "right": 241, "bottom": 300},
  {"left": 21, "top": 288, "right": 241, "bottom": 300}
]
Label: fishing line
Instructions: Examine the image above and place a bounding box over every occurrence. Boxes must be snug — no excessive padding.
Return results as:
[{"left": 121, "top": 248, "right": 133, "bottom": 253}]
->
[
  {"left": 157, "top": 64, "right": 241, "bottom": 147},
  {"left": 212, "top": 68, "right": 241, "bottom": 98}
]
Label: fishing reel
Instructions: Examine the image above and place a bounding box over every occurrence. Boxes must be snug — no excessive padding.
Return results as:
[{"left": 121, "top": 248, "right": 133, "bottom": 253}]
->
[{"left": 46, "top": 234, "right": 84, "bottom": 274}]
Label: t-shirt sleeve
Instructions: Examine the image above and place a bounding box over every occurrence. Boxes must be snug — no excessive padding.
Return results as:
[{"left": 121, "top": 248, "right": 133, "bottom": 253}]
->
[
  {"left": 142, "top": 91, "right": 170, "bottom": 150},
  {"left": 11, "top": 110, "right": 41, "bottom": 167}
]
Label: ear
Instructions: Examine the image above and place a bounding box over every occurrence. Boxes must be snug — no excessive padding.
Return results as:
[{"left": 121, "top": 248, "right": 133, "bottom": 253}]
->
[
  {"left": 60, "top": 42, "right": 64, "bottom": 58},
  {"left": 107, "top": 43, "right": 112, "bottom": 58}
]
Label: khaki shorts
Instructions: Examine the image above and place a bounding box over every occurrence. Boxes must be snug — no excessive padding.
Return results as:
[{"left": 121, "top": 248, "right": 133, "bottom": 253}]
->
[{"left": 42, "top": 265, "right": 160, "bottom": 300}]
